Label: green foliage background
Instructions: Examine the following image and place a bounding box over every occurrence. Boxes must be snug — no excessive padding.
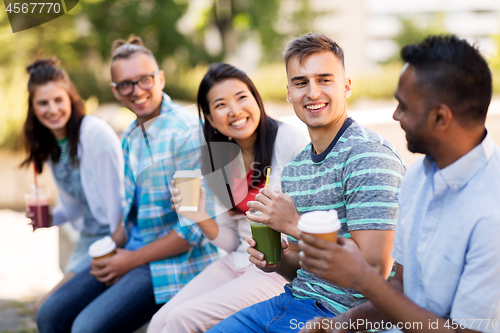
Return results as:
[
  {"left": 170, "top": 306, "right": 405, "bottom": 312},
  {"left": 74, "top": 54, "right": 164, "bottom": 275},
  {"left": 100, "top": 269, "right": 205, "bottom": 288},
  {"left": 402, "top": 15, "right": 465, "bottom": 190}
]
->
[
  {"left": 0, "top": 0, "right": 318, "bottom": 149},
  {"left": 2, "top": 2, "right": 500, "bottom": 150}
]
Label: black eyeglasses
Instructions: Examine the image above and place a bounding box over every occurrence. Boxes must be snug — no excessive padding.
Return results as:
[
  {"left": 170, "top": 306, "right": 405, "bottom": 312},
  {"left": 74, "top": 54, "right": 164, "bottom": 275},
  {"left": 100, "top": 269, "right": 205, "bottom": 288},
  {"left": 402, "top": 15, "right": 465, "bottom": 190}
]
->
[{"left": 111, "top": 70, "right": 161, "bottom": 96}]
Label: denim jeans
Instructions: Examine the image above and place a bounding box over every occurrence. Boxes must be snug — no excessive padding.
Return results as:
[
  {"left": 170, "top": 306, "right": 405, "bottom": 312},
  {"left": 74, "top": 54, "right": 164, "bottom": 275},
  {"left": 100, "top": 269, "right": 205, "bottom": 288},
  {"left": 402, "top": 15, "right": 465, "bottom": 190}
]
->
[
  {"left": 206, "top": 287, "right": 335, "bottom": 333},
  {"left": 36, "top": 265, "right": 163, "bottom": 333}
]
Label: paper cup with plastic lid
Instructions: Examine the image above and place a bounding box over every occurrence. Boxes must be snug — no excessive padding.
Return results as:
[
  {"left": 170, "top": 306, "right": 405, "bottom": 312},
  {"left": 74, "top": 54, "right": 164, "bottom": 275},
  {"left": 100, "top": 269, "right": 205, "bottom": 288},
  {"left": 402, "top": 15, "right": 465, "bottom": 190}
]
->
[
  {"left": 88, "top": 236, "right": 117, "bottom": 260},
  {"left": 173, "top": 169, "right": 203, "bottom": 212},
  {"left": 298, "top": 210, "right": 341, "bottom": 243}
]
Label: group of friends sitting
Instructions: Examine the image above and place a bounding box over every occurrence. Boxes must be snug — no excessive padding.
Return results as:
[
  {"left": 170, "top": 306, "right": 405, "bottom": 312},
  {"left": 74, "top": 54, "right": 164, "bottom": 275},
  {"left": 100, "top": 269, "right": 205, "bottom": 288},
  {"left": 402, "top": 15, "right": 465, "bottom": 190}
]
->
[{"left": 23, "top": 31, "right": 500, "bottom": 333}]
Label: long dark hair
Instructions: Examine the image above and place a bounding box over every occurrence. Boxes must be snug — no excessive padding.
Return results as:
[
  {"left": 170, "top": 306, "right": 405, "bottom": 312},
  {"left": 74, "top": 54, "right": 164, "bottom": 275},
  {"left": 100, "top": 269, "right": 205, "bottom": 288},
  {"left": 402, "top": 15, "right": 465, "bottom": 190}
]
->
[
  {"left": 197, "top": 63, "right": 279, "bottom": 189},
  {"left": 21, "top": 57, "right": 85, "bottom": 173}
]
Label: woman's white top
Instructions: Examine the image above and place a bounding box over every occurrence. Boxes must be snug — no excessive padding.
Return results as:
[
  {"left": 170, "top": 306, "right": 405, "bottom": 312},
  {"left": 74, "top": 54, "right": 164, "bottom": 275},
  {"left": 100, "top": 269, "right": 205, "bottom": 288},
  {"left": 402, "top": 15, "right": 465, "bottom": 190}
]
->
[
  {"left": 48, "top": 115, "right": 124, "bottom": 233},
  {"left": 209, "top": 122, "right": 310, "bottom": 269}
]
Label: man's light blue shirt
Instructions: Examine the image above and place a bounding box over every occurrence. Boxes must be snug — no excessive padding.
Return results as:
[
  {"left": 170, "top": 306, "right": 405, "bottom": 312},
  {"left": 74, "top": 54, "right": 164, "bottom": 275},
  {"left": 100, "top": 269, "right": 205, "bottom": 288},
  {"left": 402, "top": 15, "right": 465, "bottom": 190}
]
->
[{"left": 391, "top": 133, "right": 500, "bottom": 332}]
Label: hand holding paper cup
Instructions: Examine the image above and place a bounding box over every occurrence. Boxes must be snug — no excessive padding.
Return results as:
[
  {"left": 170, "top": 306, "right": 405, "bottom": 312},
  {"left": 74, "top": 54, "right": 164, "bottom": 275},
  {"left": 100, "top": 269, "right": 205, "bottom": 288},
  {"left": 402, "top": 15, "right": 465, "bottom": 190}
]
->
[
  {"left": 173, "top": 169, "right": 203, "bottom": 212},
  {"left": 298, "top": 210, "right": 341, "bottom": 243},
  {"left": 89, "top": 236, "right": 117, "bottom": 263}
]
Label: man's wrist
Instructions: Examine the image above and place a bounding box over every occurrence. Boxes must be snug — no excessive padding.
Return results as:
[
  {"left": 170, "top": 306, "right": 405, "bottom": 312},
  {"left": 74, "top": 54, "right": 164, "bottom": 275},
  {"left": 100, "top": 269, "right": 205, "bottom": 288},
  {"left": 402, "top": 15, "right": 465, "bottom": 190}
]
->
[
  {"left": 356, "top": 264, "right": 385, "bottom": 297},
  {"left": 128, "top": 249, "right": 145, "bottom": 269},
  {"left": 287, "top": 214, "right": 301, "bottom": 239},
  {"left": 288, "top": 226, "right": 300, "bottom": 240}
]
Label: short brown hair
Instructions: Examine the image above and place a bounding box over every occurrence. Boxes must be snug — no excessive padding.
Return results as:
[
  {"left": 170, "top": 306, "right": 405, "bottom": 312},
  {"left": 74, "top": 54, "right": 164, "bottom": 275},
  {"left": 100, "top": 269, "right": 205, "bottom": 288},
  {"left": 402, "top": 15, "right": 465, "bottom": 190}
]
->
[
  {"left": 283, "top": 32, "right": 345, "bottom": 70},
  {"left": 110, "top": 35, "right": 157, "bottom": 75}
]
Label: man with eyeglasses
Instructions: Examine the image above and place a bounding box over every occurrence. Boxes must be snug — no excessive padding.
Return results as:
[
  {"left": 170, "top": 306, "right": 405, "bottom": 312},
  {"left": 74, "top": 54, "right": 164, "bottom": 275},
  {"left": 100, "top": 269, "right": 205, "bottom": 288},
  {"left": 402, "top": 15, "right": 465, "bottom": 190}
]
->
[
  {"left": 111, "top": 68, "right": 160, "bottom": 105},
  {"left": 34, "top": 36, "right": 219, "bottom": 333}
]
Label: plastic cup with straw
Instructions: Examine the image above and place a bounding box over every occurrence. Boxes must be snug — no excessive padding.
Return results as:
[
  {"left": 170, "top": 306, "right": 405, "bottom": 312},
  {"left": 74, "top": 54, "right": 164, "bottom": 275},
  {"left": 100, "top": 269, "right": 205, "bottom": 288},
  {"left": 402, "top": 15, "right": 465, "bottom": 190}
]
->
[
  {"left": 249, "top": 167, "right": 282, "bottom": 264},
  {"left": 25, "top": 164, "right": 50, "bottom": 231}
]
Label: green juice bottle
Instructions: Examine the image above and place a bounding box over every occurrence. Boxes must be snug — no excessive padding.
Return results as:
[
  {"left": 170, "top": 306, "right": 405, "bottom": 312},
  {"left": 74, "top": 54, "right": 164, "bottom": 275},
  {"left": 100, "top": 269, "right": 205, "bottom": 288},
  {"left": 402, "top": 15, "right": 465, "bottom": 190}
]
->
[
  {"left": 250, "top": 219, "right": 281, "bottom": 264},
  {"left": 249, "top": 168, "right": 281, "bottom": 264}
]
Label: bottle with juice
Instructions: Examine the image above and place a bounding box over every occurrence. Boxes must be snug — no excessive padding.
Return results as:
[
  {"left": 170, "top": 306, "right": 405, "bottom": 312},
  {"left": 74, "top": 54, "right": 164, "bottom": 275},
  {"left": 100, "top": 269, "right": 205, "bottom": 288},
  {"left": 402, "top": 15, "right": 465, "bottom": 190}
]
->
[{"left": 249, "top": 168, "right": 281, "bottom": 264}]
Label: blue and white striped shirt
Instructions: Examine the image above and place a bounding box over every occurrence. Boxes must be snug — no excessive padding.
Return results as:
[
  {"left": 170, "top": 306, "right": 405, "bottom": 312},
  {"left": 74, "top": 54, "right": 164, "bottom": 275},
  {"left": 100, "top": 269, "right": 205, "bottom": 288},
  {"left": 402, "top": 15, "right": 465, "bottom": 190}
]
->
[{"left": 284, "top": 119, "right": 406, "bottom": 314}]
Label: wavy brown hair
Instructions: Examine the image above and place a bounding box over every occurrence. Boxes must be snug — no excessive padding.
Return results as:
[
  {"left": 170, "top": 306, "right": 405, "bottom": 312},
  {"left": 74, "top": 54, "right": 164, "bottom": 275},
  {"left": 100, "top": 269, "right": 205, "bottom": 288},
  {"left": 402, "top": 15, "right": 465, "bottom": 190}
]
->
[{"left": 21, "top": 57, "right": 85, "bottom": 173}]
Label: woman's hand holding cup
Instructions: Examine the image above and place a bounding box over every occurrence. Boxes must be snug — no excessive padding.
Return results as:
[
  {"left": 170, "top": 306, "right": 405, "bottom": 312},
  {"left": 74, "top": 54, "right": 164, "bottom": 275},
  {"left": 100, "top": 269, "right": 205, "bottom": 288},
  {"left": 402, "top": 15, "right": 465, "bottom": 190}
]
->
[
  {"left": 25, "top": 207, "right": 53, "bottom": 229},
  {"left": 25, "top": 186, "right": 52, "bottom": 231},
  {"left": 170, "top": 179, "right": 209, "bottom": 223}
]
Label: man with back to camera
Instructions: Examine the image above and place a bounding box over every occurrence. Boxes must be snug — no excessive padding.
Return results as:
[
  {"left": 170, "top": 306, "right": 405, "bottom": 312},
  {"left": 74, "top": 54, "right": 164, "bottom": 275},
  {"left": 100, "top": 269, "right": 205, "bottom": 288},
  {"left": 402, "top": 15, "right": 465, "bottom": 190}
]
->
[
  {"left": 300, "top": 35, "right": 500, "bottom": 333},
  {"left": 206, "top": 32, "right": 407, "bottom": 332},
  {"left": 36, "top": 36, "right": 218, "bottom": 333}
]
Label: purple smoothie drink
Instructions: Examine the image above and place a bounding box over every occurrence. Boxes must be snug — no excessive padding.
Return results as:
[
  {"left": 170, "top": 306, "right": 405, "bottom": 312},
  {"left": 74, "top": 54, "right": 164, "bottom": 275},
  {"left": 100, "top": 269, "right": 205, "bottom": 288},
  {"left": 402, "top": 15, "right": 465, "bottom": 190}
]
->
[{"left": 25, "top": 186, "right": 51, "bottom": 231}]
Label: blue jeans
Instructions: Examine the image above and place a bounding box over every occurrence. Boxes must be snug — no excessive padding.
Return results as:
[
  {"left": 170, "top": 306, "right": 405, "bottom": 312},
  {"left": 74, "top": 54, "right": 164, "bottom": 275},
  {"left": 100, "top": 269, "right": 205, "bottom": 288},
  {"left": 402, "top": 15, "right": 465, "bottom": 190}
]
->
[
  {"left": 207, "top": 287, "right": 335, "bottom": 333},
  {"left": 36, "top": 265, "right": 162, "bottom": 333}
]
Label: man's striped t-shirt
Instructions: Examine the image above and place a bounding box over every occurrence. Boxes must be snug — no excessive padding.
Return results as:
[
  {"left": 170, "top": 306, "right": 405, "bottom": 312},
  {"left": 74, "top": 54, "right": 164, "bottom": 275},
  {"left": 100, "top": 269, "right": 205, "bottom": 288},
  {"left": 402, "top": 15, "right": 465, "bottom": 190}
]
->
[{"left": 283, "top": 118, "right": 406, "bottom": 315}]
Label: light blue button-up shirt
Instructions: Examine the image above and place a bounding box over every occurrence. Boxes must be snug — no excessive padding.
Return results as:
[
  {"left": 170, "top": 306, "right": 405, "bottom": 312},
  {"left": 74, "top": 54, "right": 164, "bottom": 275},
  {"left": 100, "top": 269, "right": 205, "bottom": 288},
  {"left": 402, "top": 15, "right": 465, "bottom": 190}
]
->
[{"left": 390, "top": 133, "right": 500, "bottom": 333}]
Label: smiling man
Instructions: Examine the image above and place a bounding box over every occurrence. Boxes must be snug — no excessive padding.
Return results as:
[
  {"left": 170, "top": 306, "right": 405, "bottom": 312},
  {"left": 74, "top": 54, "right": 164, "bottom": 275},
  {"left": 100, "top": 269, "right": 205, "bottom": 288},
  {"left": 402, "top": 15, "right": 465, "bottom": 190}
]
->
[
  {"left": 35, "top": 36, "right": 219, "bottom": 333},
  {"left": 207, "top": 33, "right": 406, "bottom": 332},
  {"left": 299, "top": 35, "right": 500, "bottom": 333}
]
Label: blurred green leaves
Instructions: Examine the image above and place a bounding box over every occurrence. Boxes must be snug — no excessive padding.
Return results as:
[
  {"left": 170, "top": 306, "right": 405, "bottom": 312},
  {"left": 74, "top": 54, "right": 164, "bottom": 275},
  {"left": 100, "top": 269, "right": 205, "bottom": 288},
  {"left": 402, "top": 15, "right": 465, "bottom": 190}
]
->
[
  {"left": 1, "top": 0, "right": 316, "bottom": 102},
  {"left": 384, "top": 13, "right": 448, "bottom": 64},
  {"left": 393, "top": 13, "right": 447, "bottom": 51},
  {"left": 0, "top": 0, "right": 320, "bottom": 149}
]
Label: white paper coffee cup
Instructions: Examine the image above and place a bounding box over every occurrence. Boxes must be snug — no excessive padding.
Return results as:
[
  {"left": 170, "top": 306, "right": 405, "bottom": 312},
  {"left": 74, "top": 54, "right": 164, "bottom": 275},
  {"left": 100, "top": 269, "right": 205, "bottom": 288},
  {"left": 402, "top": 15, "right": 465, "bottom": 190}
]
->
[
  {"left": 298, "top": 210, "right": 341, "bottom": 242},
  {"left": 88, "top": 236, "right": 117, "bottom": 260},
  {"left": 173, "top": 169, "right": 203, "bottom": 212}
]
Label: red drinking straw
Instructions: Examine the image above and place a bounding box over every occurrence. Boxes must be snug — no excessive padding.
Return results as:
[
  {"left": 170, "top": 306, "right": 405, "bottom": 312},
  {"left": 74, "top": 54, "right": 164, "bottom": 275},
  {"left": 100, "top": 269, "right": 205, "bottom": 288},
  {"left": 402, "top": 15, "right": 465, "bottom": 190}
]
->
[
  {"left": 33, "top": 163, "right": 38, "bottom": 188},
  {"left": 33, "top": 163, "right": 42, "bottom": 230}
]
